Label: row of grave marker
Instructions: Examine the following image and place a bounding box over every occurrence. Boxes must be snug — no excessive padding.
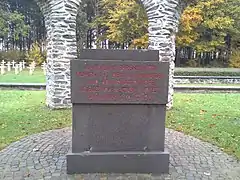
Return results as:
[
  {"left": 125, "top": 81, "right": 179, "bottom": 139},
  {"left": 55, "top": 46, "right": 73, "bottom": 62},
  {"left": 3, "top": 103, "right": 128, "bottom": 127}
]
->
[{"left": 0, "top": 60, "right": 46, "bottom": 75}]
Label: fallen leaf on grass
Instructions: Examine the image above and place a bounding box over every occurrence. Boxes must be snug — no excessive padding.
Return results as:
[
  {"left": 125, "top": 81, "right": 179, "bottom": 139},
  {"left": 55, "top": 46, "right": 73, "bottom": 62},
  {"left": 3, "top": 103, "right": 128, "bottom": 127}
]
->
[
  {"left": 209, "top": 124, "right": 216, "bottom": 128},
  {"left": 33, "top": 148, "right": 39, "bottom": 152},
  {"left": 204, "top": 172, "right": 211, "bottom": 176},
  {"left": 100, "top": 177, "right": 107, "bottom": 180},
  {"left": 170, "top": 120, "right": 176, "bottom": 124},
  {"left": 26, "top": 172, "right": 30, "bottom": 177},
  {"left": 200, "top": 109, "right": 207, "bottom": 115},
  {"left": 184, "top": 98, "right": 192, "bottom": 102},
  {"left": 212, "top": 114, "right": 220, "bottom": 118},
  {"left": 200, "top": 117, "right": 204, "bottom": 121},
  {"left": 1, "top": 124, "right": 7, "bottom": 129},
  {"left": 176, "top": 125, "right": 183, "bottom": 132},
  {"left": 212, "top": 114, "right": 217, "bottom": 118}
]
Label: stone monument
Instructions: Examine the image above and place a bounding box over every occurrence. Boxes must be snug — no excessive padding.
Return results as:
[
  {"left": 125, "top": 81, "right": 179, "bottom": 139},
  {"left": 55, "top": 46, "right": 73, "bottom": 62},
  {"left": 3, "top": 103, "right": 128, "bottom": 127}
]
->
[
  {"left": 33, "top": 0, "right": 180, "bottom": 109},
  {"left": 67, "top": 49, "right": 170, "bottom": 174}
]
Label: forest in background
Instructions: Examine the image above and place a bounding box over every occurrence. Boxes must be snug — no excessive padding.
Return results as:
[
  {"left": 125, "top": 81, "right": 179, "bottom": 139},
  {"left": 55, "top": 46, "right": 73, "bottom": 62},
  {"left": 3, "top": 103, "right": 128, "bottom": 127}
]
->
[{"left": 0, "top": 0, "right": 239, "bottom": 67}]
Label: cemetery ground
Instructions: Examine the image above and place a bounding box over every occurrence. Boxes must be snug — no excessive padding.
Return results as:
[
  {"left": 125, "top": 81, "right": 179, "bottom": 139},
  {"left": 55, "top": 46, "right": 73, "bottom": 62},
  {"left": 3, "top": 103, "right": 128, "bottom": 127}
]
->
[
  {"left": 1, "top": 69, "right": 240, "bottom": 88},
  {"left": 0, "top": 90, "right": 239, "bottom": 160},
  {"left": 0, "top": 68, "right": 45, "bottom": 83}
]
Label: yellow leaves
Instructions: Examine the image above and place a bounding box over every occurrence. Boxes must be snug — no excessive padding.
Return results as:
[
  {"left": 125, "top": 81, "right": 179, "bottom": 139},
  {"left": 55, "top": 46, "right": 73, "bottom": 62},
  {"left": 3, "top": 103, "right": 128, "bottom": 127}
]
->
[
  {"left": 176, "top": 31, "right": 199, "bottom": 46},
  {"left": 177, "top": 5, "right": 203, "bottom": 46},
  {"left": 26, "top": 41, "right": 45, "bottom": 65},
  {"left": 93, "top": 0, "right": 148, "bottom": 48},
  {"left": 95, "top": 0, "right": 237, "bottom": 52},
  {"left": 176, "top": 125, "right": 183, "bottom": 132},
  {"left": 203, "top": 17, "right": 234, "bottom": 30},
  {"left": 180, "top": 6, "right": 203, "bottom": 32},
  {"left": 194, "top": 39, "right": 226, "bottom": 52},
  {"left": 197, "top": 0, "right": 224, "bottom": 9},
  {"left": 131, "top": 33, "right": 149, "bottom": 49},
  {"left": 229, "top": 49, "right": 240, "bottom": 68},
  {"left": 177, "top": 0, "right": 235, "bottom": 51}
]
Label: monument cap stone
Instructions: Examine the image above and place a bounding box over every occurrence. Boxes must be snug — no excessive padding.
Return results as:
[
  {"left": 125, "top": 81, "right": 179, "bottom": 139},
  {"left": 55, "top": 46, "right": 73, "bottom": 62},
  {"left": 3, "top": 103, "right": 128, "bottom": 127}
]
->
[{"left": 78, "top": 49, "right": 160, "bottom": 61}]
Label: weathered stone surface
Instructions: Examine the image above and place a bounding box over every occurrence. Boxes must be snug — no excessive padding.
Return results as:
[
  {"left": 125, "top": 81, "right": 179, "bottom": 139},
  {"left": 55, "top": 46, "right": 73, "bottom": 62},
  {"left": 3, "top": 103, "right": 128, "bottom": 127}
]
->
[{"left": 35, "top": 0, "right": 180, "bottom": 109}]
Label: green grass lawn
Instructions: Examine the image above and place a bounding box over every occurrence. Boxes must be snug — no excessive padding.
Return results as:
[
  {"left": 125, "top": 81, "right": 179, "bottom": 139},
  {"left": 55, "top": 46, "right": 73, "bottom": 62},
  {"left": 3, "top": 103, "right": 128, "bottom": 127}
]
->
[
  {"left": 167, "top": 93, "right": 240, "bottom": 159},
  {"left": 0, "top": 91, "right": 71, "bottom": 150},
  {"left": 0, "top": 68, "right": 45, "bottom": 83},
  {"left": 0, "top": 67, "right": 240, "bottom": 87},
  {"left": 0, "top": 91, "right": 239, "bottom": 159}
]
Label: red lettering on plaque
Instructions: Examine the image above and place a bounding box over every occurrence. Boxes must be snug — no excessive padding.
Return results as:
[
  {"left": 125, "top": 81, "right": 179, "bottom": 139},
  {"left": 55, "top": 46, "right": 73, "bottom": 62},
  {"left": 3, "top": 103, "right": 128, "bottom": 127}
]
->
[
  {"left": 75, "top": 63, "right": 165, "bottom": 103},
  {"left": 76, "top": 72, "right": 97, "bottom": 77}
]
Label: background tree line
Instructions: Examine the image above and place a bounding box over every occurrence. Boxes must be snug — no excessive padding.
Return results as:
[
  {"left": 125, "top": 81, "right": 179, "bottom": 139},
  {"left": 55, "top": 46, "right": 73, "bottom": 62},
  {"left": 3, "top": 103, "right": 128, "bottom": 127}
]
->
[
  {"left": 0, "top": 0, "right": 239, "bottom": 67},
  {"left": 0, "top": 0, "right": 45, "bottom": 64}
]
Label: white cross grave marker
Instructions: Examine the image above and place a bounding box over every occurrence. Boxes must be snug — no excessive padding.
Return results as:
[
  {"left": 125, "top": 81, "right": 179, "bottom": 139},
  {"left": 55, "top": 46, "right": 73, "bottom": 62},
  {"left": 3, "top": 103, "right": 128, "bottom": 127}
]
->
[
  {"left": 41, "top": 62, "right": 46, "bottom": 75},
  {"left": 21, "top": 60, "right": 26, "bottom": 69},
  {"left": 32, "top": 63, "right": 35, "bottom": 72},
  {"left": 11, "top": 60, "right": 16, "bottom": 67},
  {"left": 30, "top": 61, "right": 36, "bottom": 68},
  {"left": 0, "top": 64, "right": 6, "bottom": 75},
  {"left": 14, "top": 64, "right": 19, "bottom": 75},
  {"left": 1, "top": 60, "right": 6, "bottom": 66},
  {"left": 32, "top": 61, "right": 36, "bottom": 68},
  {"left": 28, "top": 65, "right": 35, "bottom": 75},
  {"left": 19, "top": 62, "right": 23, "bottom": 72},
  {"left": 6, "top": 62, "right": 12, "bottom": 71}
]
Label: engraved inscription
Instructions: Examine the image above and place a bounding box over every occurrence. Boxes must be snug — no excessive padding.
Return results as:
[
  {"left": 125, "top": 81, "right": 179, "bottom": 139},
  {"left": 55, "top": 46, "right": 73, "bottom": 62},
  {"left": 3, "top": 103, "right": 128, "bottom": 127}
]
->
[{"left": 73, "top": 63, "right": 166, "bottom": 103}]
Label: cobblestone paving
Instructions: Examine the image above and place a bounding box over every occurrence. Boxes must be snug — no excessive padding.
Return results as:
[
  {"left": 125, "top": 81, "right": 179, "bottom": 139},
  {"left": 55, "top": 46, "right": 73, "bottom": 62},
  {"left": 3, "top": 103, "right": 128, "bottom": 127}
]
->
[{"left": 0, "top": 128, "right": 239, "bottom": 180}]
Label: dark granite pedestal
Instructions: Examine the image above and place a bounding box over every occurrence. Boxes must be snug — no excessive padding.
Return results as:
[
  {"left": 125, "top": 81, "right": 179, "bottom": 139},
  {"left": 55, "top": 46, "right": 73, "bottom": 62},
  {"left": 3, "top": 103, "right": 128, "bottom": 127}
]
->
[
  {"left": 67, "top": 151, "right": 169, "bottom": 174},
  {"left": 67, "top": 49, "right": 170, "bottom": 174}
]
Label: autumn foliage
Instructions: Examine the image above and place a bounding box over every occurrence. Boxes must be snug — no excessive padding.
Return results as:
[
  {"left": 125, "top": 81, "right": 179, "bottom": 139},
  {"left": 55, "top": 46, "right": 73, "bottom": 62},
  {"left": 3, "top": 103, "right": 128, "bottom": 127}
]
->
[
  {"left": 92, "top": 0, "right": 148, "bottom": 49},
  {"left": 92, "top": 0, "right": 240, "bottom": 65}
]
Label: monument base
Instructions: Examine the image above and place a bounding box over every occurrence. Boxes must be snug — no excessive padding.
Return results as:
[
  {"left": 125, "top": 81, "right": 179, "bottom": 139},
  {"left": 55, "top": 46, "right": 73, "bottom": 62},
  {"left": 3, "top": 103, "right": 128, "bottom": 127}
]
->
[{"left": 67, "top": 151, "right": 169, "bottom": 174}]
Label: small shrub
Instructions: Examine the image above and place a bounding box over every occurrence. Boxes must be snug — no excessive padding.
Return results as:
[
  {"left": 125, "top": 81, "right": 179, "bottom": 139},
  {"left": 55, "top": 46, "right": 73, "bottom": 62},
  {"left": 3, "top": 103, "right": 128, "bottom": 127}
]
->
[
  {"left": 206, "top": 60, "right": 226, "bottom": 68},
  {"left": 185, "top": 59, "right": 199, "bottom": 67},
  {"left": 229, "top": 49, "right": 240, "bottom": 68},
  {"left": 0, "top": 50, "right": 26, "bottom": 62},
  {"left": 26, "top": 41, "right": 46, "bottom": 65}
]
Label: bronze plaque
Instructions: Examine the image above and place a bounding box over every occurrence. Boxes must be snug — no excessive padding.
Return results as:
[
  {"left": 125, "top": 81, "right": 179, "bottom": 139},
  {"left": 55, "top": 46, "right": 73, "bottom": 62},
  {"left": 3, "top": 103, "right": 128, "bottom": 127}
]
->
[{"left": 71, "top": 60, "right": 169, "bottom": 104}]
